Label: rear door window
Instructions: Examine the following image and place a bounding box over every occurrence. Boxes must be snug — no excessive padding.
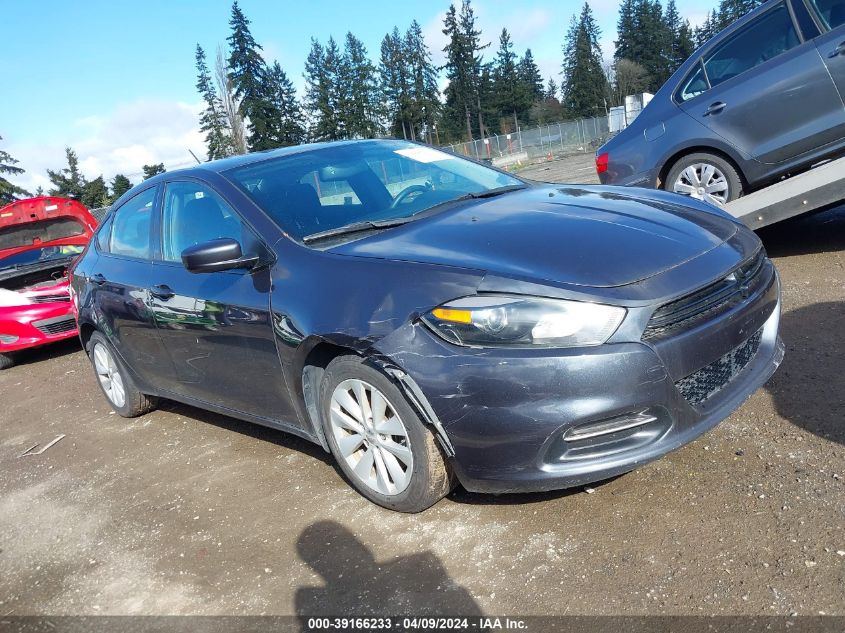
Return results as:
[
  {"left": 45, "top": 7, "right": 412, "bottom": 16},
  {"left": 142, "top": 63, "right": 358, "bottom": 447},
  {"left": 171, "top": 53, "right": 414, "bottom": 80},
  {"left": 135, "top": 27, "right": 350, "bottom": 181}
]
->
[
  {"left": 806, "top": 0, "right": 845, "bottom": 28},
  {"left": 109, "top": 187, "right": 156, "bottom": 259},
  {"left": 704, "top": 3, "right": 801, "bottom": 87}
]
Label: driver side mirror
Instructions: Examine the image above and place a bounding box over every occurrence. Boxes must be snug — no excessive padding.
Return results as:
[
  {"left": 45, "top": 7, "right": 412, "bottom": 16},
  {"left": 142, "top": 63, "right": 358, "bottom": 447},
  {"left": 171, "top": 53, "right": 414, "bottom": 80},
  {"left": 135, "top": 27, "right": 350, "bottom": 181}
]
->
[{"left": 181, "top": 238, "right": 259, "bottom": 274}]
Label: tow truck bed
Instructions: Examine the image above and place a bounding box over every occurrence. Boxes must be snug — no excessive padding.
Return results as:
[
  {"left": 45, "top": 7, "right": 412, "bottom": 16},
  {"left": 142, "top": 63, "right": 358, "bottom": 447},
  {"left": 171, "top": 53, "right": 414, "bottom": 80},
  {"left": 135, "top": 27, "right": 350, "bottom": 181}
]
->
[{"left": 725, "top": 155, "right": 845, "bottom": 229}]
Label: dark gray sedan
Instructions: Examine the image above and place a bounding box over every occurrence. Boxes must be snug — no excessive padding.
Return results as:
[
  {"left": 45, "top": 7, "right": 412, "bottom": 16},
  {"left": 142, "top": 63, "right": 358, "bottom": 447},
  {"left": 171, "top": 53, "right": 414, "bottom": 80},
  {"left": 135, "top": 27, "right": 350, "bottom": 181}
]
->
[
  {"left": 72, "top": 140, "right": 783, "bottom": 512},
  {"left": 598, "top": 0, "right": 845, "bottom": 204}
]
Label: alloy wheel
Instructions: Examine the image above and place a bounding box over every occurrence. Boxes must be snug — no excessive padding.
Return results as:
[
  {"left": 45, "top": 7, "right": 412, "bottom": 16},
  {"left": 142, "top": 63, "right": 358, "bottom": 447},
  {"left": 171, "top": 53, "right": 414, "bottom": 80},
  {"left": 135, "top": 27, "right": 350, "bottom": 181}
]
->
[
  {"left": 93, "top": 342, "right": 126, "bottom": 408},
  {"left": 329, "top": 379, "right": 413, "bottom": 495},
  {"left": 672, "top": 162, "right": 730, "bottom": 205}
]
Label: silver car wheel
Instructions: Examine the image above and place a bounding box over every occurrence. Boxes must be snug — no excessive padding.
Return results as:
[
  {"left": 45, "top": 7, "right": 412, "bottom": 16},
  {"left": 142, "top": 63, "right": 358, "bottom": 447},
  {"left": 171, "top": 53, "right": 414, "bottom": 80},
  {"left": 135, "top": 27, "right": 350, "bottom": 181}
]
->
[
  {"left": 93, "top": 342, "right": 126, "bottom": 408},
  {"left": 329, "top": 379, "right": 413, "bottom": 496},
  {"left": 672, "top": 162, "right": 730, "bottom": 206}
]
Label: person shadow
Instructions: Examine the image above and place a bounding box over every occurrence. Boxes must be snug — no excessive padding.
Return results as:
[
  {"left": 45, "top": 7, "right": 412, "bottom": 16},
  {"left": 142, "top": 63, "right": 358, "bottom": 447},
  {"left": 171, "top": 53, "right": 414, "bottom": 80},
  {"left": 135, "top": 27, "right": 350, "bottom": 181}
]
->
[
  {"left": 295, "top": 520, "right": 484, "bottom": 619},
  {"left": 764, "top": 301, "right": 845, "bottom": 446}
]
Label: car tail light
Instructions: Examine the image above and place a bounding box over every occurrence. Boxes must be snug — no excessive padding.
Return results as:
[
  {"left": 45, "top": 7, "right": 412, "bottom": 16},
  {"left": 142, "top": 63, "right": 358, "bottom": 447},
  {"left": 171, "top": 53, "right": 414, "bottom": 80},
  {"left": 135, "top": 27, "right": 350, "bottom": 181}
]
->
[{"left": 595, "top": 152, "right": 609, "bottom": 175}]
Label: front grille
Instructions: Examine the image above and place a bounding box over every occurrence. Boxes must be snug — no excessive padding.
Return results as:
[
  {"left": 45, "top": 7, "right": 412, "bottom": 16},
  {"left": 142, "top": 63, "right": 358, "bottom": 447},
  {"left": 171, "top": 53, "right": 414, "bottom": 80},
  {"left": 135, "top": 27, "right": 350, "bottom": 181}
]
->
[
  {"left": 32, "top": 315, "right": 76, "bottom": 336},
  {"left": 30, "top": 294, "right": 70, "bottom": 304},
  {"left": 675, "top": 329, "right": 762, "bottom": 407},
  {"left": 644, "top": 250, "right": 766, "bottom": 340}
]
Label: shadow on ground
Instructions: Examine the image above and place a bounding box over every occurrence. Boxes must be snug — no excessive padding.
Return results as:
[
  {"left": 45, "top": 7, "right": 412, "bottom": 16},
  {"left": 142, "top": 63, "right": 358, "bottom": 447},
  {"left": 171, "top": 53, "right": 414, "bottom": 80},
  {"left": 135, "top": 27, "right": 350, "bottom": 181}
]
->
[
  {"left": 758, "top": 204, "right": 845, "bottom": 257},
  {"left": 4, "top": 337, "right": 81, "bottom": 369},
  {"left": 294, "top": 520, "right": 483, "bottom": 617},
  {"left": 766, "top": 301, "right": 845, "bottom": 446}
]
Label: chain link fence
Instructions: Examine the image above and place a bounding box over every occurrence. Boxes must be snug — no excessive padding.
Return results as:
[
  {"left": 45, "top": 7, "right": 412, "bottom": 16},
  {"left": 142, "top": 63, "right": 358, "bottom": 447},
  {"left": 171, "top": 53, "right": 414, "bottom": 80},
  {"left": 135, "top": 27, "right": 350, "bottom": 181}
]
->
[{"left": 442, "top": 115, "right": 611, "bottom": 170}]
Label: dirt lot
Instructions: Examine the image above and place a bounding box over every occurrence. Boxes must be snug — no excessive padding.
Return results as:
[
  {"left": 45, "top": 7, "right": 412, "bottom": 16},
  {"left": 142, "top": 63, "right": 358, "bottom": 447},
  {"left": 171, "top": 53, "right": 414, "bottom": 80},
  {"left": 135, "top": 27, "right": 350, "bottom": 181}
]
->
[{"left": 1, "top": 156, "right": 843, "bottom": 616}]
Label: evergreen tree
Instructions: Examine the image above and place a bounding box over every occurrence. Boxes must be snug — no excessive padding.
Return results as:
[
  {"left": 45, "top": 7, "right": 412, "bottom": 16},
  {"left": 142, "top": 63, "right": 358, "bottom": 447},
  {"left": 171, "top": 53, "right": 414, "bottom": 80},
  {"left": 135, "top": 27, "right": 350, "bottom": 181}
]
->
[
  {"left": 142, "top": 164, "right": 166, "bottom": 180},
  {"left": 34, "top": 185, "right": 44, "bottom": 197},
  {"left": 81, "top": 175, "right": 108, "bottom": 209},
  {"left": 0, "top": 136, "right": 28, "bottom": 204},
  {"left": 47, "top": 148, "right": 86, "bottom": 199},
  {"left": 546, "top": 77, "right": 559, "bottom": 100},
  {"left": 380, "top": 27, "right": 413, "bottom": 138},
  {"left": 615, "top": 0, "right": 672, "bottom": 93},
  {"left": 518, "top": 49, "right": 545, "bottom": 102},
  {"left": 339, "top": 33, "right": 382, "bottom": 138},
  {"left": 264, "top": 61, "right": 306, "bottom": 147},
  {"left": 717, "top": 0, "right": 761, "bottom": 29},
  {"left": 405, "top": 20, "right": 440, "bottom": 142},
  {"left": 695, "top": 10, "right": 721, "bottom": 45},
  {"left": 195, "top": 44, "right": 233, "bottom": 160},
  {"left": 561, "top": 4, "right": 609, "bottom": 118},
  {"left": 663, "top": 0, "right": 696, "bottom": 78},
  {"left": 304, "top": 38, "right": 347, "bottom": 141},
  {"left": 110, "top": 174, "right": 133, "bottom": 201},
  {"left": 441, "top": 0, "right": 488, "bottom": 141},
  {"left": 227, "top": 1, "right": 271, "bottom": 151},
  {"left": 492, "top": 29, "right": 527, "bottom": 131}
]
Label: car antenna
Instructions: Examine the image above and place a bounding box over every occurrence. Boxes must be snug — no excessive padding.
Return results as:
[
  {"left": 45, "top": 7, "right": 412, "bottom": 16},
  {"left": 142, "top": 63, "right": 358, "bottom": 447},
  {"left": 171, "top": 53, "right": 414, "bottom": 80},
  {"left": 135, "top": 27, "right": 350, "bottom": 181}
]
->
[{"left": 188, "top": 149, "right": 202, "bottom": 165}]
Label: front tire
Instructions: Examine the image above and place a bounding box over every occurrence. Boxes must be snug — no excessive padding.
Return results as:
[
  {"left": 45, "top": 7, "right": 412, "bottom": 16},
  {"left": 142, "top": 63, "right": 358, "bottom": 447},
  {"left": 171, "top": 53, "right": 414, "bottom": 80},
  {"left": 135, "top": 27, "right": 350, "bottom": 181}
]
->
[
  {"left": 665, "top": 152, "right": 743, "bottom": 206},
  {"left": 0, "top": 353, "right": 14, "bottom": 370},
  {"left": 320, "top": 355, "right": 453, "bottom": 512},
  {"left": 87, "top": 331, "right": 157, "bottom": 417}
]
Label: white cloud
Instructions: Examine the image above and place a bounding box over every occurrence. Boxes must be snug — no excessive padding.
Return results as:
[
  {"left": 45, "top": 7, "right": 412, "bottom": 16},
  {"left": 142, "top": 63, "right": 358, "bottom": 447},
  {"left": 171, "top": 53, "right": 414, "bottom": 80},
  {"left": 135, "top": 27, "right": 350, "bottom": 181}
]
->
[{"left": 5, "top": 99, "right": 205, "bottom": 195}]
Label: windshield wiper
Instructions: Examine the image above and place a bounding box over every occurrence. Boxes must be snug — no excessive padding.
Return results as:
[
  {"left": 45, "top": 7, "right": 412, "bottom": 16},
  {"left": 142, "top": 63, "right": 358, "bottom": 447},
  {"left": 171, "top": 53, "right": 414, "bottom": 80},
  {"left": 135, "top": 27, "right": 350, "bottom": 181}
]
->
[
  {"left": 302, "top": 218, "right": 413, "bottom": 244},
  {"left": 461, "top": 184, "right": 527, "bottom": 200}
]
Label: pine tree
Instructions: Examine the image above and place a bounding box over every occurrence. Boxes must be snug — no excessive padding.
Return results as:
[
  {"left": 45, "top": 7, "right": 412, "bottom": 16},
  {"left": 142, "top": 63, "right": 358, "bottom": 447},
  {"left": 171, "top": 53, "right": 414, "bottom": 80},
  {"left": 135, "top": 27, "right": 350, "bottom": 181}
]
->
[
  {"left": 441, "top": 0, "right": 488, "bottom": 141},
  {"left": 265, "top": 61, "right": 306, "bottom": 147},
  {"left": 81, "top": 175, "right": 108, "bottom": 209},
  {"left": 142, "top": 164, "right": 165, "bottom": 180},
  {"left": 227, "top": 1, "right": 271, "bottom": 151},
  {"left": 561, "top": 3, "right": 609, "bottom": 118},
  {"left": 0, "top": 136, "right": 29, "bottom": 204},
  {"left": 110, "top": 174, "right": 133, "bottom": 201},
  {"left": 195, "top": 44, "right": 233, "bottom": 160},
  {"left": 546, "top": 77, "right": 559, "bottom": 100},
  {"left": 47, "top": 148, "right": 86, "bottom": 199},
  {"left": 492, "top": 29, "right": 526, "bottom": 132},
  {"left": 663, "top": 0, "right": 696, "bottom": 79},
  {"left": 615, "top": 0, "right": 672, "bottom": 93},
  {"left": 405, "top": 20, "right": 440, "bottom": 142},
  {"left": 339, "top": 33, "right": 382, "bottom": 139},
  {"left": 380, "top": 27, "right": 413, "bottom": 138},
  {"left": 695, "top": 10, "right": 720, "bottom": 45},
  {"left": 518, "top": 49, "right": 544, "bottom": 102}
]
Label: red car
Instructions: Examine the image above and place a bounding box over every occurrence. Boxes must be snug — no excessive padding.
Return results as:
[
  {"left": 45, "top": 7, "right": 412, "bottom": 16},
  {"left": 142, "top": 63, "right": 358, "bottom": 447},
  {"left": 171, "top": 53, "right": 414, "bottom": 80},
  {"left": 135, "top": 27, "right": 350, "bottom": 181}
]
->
[{"left": 0, "top": 196, "right": 97, "bottom": 369}]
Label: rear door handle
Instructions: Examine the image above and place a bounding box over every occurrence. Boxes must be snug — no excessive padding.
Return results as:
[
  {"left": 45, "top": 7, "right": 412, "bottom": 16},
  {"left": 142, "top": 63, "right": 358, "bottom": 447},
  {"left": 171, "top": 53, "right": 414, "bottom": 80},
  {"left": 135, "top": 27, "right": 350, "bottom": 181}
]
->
[
  {"left": 149, "top": 284, "right": 175, "bottom": 301},
  {"left": 90, "top": 273, "right": 107, "bottom": 286},
  {"left": 829, "top": 41, "right": 845, "bottom": 57},
  {"left": 703, "top": 101, "right": 727, "bottom": 116}
]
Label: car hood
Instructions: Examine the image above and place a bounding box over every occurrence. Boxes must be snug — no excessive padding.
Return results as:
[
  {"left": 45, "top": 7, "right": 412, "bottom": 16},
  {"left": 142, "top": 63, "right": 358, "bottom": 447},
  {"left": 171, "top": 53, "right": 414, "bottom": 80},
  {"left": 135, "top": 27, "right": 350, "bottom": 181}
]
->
[
  {"left": 0, "top": 196, "right": 97, "bottom": 262},
  {"left": 331, "top": 186, "right": 739, "bottom": 288}
]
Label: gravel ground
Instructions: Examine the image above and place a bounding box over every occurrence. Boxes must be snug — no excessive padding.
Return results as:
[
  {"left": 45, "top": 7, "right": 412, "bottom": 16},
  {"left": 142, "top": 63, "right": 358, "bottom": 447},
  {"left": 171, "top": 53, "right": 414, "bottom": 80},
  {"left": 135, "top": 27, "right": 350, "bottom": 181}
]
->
[{"left": 0, "top": 158, "right": 843, "bottom": 616}]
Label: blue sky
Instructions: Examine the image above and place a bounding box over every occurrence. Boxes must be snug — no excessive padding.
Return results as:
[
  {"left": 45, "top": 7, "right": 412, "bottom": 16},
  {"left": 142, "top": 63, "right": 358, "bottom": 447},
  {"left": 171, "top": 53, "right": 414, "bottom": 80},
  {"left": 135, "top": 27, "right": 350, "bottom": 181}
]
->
[{"left": 0, "top": 0, "right": 707, "bottom": 193}]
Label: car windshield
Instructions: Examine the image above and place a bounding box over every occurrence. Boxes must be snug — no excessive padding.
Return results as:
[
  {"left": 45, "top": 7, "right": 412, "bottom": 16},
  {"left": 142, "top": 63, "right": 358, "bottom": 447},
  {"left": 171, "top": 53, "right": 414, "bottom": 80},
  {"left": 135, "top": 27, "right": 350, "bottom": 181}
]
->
[
  {"left": 0, "top": 245, "right": 84, "bottom": 269},
  {"left": 225, "top": 140, "right": 524, "bottom": 242}
]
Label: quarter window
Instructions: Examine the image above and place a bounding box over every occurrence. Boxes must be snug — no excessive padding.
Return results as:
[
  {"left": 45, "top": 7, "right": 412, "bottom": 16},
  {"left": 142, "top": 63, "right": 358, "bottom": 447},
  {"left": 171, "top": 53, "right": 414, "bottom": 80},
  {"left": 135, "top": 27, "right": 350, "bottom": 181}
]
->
[
  {"left": 704, "top": 3, "right": 800, "bottom": 88},
  {"left": 677, "top": 64, "right": 709, "bottom": 102},
  {"left": 806, "top": 0, "right": 845, "bottom": 28},
  {"left": 110, "top": 187, "right": 155, "bottom": 259},
  {"left": 160, "top": 181, "right": 258, "bottom": 263}
]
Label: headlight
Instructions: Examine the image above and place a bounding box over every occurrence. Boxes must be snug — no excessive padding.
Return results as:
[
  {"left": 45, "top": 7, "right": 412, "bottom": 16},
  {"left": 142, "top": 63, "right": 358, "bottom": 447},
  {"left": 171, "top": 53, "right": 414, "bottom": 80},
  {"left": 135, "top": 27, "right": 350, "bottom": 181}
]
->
[{"left": 422, "top": 295, "right": 626, "bottom": 348}]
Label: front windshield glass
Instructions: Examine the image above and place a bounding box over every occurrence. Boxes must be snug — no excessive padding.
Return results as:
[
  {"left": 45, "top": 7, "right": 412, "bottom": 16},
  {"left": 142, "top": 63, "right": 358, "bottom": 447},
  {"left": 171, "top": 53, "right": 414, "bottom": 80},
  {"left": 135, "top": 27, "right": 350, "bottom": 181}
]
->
[
  {"left": 1, "top": 245, "right": 84, "bottom": 268},
  {"left": 225, "top": 140, "right": 523, "bottom": 242}
]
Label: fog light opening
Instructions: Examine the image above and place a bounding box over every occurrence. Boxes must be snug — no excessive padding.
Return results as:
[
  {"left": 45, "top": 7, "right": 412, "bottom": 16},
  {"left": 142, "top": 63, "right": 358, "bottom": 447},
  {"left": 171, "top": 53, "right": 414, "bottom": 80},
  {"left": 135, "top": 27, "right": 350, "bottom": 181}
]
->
[
  {"left": 563, "top": 411, "right": 658, "bottom": 442},
  {"left": 0, "top": 334, "right": 19, "bottom": 345}
]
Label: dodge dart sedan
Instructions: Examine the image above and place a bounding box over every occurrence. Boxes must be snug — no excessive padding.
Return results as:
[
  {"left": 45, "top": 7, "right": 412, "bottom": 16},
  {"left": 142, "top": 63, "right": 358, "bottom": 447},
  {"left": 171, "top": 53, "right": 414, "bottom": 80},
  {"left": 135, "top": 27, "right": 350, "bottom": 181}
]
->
[{"left": 71, "top": 140, "right": 784, "bottom": 512}]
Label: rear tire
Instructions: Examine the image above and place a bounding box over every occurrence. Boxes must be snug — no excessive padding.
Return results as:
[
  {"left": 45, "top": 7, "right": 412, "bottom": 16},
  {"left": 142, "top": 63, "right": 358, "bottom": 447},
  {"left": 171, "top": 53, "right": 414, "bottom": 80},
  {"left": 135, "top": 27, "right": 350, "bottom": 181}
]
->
[
  {"left": 87, "top": 331, "right": 157, "bottom": 418},
  {"left": 0, "top": 353, "right": 14, "bottom": 370},
  {"left": 665, "top": 152, "right": 743, "bottom": 205},
  {"left": 319, "top": 355, "right": 453, "bottom": 512}
]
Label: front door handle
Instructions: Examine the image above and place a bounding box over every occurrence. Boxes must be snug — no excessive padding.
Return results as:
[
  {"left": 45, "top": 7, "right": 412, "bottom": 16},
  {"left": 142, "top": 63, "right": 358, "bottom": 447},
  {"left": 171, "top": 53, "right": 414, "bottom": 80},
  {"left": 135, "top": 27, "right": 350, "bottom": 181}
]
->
[
  {"left": 829, "top": 41, "right": 845, "bottom": 57},
  {"left": 90, "top": 273, "right": 107, "bottom": 286},
  {"left": 703, "top": 101, "right": 727, "bottom": 116},
  {"left": 149, "top": 284, "right": 175, "bottom": 301}
]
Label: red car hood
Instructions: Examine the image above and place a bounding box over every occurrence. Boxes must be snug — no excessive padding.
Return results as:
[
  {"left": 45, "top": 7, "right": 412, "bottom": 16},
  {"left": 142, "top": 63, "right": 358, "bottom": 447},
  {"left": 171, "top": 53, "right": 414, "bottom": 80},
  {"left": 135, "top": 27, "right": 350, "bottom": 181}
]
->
[{"left": 0, "top": 196, "right": 97, "bottom": 261}]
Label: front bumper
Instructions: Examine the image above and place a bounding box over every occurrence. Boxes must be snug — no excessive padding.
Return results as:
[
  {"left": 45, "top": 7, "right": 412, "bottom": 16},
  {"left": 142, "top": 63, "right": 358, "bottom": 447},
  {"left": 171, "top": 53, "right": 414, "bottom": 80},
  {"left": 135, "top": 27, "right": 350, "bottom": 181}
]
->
[
  {"left": 0, "top": 304, "right": 78, "bottom": 353},
  {"left": 376, "top": 270, "right": 783, "bottom": 494}
]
